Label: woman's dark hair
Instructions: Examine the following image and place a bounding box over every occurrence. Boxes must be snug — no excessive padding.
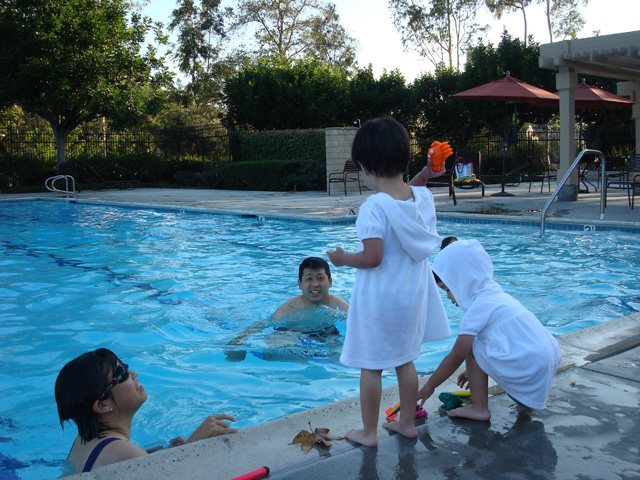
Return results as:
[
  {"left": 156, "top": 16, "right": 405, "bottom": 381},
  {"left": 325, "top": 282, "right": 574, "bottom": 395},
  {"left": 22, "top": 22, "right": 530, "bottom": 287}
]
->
[
  {"left": 433, "top": 271, "right": 442, "bottom": 285},
  {"left": 55, "top": 348, "right": 120, "bottom": 443},
  {"left": 351, "top": 117, "right": 411, "bottom": 178}
]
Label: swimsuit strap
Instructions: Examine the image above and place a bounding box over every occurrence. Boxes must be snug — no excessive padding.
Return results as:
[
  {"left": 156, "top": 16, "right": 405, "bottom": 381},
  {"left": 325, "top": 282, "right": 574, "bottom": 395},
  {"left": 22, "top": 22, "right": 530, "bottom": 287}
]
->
[{"left": 82, "top": 437, "right": 120, "bottom": 472}]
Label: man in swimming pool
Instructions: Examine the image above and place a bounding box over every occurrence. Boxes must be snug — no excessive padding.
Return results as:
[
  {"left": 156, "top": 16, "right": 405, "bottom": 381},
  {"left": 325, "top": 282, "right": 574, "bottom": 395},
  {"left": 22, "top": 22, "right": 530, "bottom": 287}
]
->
[
  {"left": 224, "top": 257, "right": 348, "bottom": 359},
  {"left": 271, "top": 256, "right": 349, "bottom": 320}
]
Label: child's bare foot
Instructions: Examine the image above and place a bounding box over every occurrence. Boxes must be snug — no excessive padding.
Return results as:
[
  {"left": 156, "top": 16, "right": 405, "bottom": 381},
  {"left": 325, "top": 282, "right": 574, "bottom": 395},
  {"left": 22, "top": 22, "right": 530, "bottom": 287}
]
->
[
  {"left": 345, "top": 428, "right": 378, "bottom": 447},
  {"left": 446, "top": 404, "right": 491, "bottom": 421},
  {"left": 382, "top": 420, "right": 418, "bottom": 439}
]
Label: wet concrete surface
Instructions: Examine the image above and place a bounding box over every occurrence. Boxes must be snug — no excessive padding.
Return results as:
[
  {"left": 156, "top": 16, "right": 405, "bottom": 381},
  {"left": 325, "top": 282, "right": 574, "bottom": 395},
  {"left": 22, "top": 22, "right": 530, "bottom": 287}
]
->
[{"left": 269, "top": 347, "right": 640, "bottom": 480}]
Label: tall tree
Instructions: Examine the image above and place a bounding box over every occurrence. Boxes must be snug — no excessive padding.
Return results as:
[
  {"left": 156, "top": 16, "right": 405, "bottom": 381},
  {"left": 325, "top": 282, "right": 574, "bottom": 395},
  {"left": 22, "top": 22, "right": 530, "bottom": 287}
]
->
[
  {"left": 169, "top": 0, "right": 229, "bottom": 103},
  {"left": 389, "top": 0, "right": 486, "bottom": 70},
  {"left": 0, "top": 0, "right": 168, "bottom": 172},
  {"left": 230, "top": 0, "right": 357, "bottom": 68},
  {"left": 484, "top": 0, "right": 532, "bottom": 45},
  {"left": 538, "top": 0, "right": 589, "bottom": 42}
]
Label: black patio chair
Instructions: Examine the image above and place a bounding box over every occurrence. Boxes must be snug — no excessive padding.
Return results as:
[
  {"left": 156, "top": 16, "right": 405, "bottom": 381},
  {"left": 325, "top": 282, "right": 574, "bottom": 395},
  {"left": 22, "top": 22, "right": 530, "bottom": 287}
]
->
[
  {"left": 527, "top": 155, "right": 558, "bottom": 193},
  {"left": 328, "top": 159, "right": 362, "bottom": 196}
]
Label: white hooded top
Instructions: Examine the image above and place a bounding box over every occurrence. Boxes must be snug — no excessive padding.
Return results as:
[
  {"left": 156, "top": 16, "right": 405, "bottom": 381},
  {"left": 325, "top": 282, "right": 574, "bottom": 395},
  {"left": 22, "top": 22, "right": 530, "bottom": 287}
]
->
[
  {"left": 432, "top": 239, "right": 561, "bottom": 409},
  {"left": 340, "top": 186, "right": 451, "bottom": 370}
]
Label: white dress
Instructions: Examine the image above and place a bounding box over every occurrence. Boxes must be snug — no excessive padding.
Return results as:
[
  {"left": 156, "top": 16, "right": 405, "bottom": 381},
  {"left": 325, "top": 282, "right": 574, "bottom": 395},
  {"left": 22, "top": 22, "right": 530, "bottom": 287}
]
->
[
  {"left": 432, "top": 239, "right": 561, "bottom": 409},
  {"left": 340, "top": 186, "right": 451, "bottom": 370}
]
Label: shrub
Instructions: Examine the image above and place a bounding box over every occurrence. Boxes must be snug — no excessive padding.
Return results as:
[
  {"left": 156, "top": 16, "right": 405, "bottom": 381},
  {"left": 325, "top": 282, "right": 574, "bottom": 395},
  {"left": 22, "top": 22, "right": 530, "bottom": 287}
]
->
[{"left": 203, "top": 159, "right": 324, "bottom": 191}]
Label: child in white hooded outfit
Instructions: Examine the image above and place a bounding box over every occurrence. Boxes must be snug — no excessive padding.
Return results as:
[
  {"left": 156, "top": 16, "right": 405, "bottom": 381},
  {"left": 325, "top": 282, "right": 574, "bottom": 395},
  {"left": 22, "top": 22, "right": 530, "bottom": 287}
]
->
[
  {"left": 418, "top": 239, "right": 561, "bottom": 420},
  {"left": 327, "top": 117, "right": 450, "bottom": 447}
]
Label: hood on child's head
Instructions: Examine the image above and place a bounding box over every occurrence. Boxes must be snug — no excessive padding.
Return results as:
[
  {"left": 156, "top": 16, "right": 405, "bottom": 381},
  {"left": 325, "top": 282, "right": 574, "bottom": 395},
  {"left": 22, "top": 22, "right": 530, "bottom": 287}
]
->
[{"left": 432, "top": 239, "right": 496, "bottom": 311}]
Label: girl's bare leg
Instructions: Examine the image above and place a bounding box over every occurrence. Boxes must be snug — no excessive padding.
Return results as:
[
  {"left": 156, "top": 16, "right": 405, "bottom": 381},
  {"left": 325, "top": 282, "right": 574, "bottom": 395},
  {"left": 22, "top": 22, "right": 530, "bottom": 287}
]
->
[
  {"left": 383, "top": 361, "right": 419, "bottom": 438},
  {"left": 346, "top": 368, "right": 381, "bottom": 447},
  {"left": 447, "top": 351, "right": 491, "bottom": 421}
]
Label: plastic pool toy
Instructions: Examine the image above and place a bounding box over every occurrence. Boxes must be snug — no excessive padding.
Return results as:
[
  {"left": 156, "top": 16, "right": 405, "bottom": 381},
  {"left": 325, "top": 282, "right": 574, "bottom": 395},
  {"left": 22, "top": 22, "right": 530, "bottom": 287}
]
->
[
  {"left": 385, "top": 402, "right": 428, "bottom": 421},
  {"left": 428, "top": 141, "right": 453, "bottom": 172}
]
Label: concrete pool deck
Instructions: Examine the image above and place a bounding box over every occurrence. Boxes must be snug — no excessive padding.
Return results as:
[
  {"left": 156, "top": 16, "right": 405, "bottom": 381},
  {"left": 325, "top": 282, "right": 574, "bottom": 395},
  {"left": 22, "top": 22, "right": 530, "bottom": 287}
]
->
[{"left": 3, "top": 183, "right": 639, "bottom": 479}]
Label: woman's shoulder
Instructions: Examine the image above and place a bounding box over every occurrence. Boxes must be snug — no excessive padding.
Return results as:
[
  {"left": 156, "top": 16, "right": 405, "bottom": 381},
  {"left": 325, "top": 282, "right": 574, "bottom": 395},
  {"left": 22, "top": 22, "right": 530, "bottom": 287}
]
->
[
  {"left": 68, "top": 434, "right": 146, "bottom": 473},
  {"left": 94, "top": 437, "right": 146, "bottom": 468}
]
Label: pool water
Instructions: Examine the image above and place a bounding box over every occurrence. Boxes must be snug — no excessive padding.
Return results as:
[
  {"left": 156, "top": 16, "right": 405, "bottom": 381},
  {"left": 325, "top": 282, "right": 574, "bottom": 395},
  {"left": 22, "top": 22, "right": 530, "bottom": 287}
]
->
[{"left": 1, "top": 200, "right": 638, "bottom": 480}]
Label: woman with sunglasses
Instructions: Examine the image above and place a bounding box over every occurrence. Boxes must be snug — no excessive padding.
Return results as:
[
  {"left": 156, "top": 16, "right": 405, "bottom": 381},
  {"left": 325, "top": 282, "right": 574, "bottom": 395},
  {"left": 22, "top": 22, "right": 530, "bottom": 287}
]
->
[{"left": 55, "top": 348, "right": 237, "bottom": 474}]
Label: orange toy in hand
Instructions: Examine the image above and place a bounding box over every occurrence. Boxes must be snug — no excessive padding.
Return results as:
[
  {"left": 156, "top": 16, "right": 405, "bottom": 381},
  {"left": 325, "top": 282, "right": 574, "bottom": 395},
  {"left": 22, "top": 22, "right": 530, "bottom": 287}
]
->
[{"left": 428, "top": 141, "right": 453, "bottom": 172}]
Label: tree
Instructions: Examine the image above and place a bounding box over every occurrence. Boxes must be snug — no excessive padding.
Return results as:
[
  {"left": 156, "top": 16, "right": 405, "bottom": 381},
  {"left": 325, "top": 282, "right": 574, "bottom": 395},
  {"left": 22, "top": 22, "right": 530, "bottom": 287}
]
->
[
  {"left": 230, "top": 0, "right": 357, "bottom": 68},
  {"left": 169, "top": 0, "right": 229, "bottom": 104},
  {"left": 484, "top": 1, "right": 532, "bottom": 45},
  {"left": 411, "top": 66, "right": 470, "bottom": 146},
  {"left": 347, "top": 66, "right": 414, "bottom": 127},
  {"left": 389, "top": 0, "right": 487, "bottom": 70},
  {"left": 223, "top": 58, "right": 350, "bottom": 130},
  {"left": 538, "top": 0, "right": 589, "bottom": 42},
  {"left": 0, "top": 0, "right": 169, "bottom": 172}
]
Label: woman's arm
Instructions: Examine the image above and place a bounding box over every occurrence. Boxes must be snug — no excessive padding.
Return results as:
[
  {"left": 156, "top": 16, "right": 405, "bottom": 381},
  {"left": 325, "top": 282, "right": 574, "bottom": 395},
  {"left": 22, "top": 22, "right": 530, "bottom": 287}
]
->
[
  {"left": 327, "top": 238, "right": 383, "bottom": 269},
  {"left": 418, "top": 335, "right": 474, "bottom": 404}
]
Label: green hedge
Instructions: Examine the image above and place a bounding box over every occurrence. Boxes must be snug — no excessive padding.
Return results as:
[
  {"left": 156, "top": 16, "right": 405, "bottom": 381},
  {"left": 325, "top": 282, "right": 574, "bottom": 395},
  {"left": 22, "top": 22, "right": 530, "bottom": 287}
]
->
[
  {"left": 229, "top": 129, "right": 325, "bottom": 163},
  {"left": 0, "top": 155, "right": 56, "bottom": 189},
  {"left": 201, "top": 158, "right": 324, "bottom": 191},
  {"left": 0, "top": 154, "right": 325, "bottom": 192}
]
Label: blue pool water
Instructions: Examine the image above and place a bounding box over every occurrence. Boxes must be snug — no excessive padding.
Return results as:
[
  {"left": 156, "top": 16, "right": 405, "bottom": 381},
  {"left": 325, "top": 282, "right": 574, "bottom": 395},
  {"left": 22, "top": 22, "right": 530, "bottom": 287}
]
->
[{"left": 1, "top": 199, "right": 639, "bottom": 479}]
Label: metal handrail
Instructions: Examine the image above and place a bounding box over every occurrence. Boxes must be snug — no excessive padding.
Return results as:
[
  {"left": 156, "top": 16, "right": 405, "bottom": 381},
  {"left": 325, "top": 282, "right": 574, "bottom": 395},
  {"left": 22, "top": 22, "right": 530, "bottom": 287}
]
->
[
  {"left": 45, "top": 175, "right": 76, "bottom": 199},
  {"left": 540, "top": 149, "right": 605, "bottom": 235}
]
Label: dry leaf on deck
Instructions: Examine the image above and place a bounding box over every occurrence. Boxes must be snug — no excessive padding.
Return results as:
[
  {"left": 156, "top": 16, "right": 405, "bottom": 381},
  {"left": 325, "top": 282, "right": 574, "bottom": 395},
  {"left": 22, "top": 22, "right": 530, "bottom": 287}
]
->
[{"left": 290, "top": 423, "right": 343, "bottom": 454}]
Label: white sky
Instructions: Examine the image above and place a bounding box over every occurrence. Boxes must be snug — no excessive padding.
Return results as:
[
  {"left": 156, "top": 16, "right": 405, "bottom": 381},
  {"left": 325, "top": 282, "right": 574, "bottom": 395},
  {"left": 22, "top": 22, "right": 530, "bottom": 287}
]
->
[{"left": 142, "top": 0, "right": 638, "bottom": 82}]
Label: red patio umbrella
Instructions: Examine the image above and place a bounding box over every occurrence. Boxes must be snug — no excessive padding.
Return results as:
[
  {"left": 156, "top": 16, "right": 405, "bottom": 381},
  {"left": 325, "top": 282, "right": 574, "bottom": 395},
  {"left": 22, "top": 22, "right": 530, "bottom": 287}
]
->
[
  {"left": 534, "top": 79, "right": 635, "bottom": 151},
  {"left": 451, "top": 72, "right": 558, "bottom": 196},
  {"left": 534, "top": 79, "right": 635, "bottom": 109},
  {"left": 451, "top": 72, "right": 559, "bottom": 104}
]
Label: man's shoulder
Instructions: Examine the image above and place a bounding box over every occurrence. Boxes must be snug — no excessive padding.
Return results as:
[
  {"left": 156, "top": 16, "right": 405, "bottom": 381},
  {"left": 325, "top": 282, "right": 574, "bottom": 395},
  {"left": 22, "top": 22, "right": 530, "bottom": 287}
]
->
[
  {"left": 271, "top": 295, "right": 305, "bottom": 320},
  {"left": 327, "top": 294, "right": 349, "bottom": 310}
]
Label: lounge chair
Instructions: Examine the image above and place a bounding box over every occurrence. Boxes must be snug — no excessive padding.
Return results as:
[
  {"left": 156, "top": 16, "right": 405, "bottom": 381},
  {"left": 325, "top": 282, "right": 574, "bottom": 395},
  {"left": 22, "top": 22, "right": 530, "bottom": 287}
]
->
[{"left": 451, "top": 151, "right": 485, "bottom": 206}]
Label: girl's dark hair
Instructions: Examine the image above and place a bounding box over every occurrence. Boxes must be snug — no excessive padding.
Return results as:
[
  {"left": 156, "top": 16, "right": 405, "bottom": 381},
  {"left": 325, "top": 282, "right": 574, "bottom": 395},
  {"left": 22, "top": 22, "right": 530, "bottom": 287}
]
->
[
  {"left": 351, "top": 117, "right": 411, "bottom": 178},
  {"left": 55, "top": 348, "right": 120, "bottom": 443}
]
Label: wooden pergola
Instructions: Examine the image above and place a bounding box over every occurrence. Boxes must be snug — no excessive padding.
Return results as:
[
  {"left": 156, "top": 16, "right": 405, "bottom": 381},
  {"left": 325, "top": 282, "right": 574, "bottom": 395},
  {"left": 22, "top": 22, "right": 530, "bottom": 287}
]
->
[{"left": 539, "top": 31, "right": 640, "bottom": 200}]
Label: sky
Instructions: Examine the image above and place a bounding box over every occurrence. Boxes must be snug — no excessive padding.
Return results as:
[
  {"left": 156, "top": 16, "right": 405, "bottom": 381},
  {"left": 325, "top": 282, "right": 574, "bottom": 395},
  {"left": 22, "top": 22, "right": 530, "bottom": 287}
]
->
[{"left": 141, "top": 0, "right": 638, "bottom": 83}]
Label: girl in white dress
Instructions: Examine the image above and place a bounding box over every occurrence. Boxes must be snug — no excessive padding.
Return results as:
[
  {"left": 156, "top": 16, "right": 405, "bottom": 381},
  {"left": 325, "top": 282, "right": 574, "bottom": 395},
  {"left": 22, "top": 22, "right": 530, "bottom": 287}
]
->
[
  {"left": 327, "top": 117, "right": 450, "bottom": 447},
  {"left": 418, "top": 239, "right": 561, "bottom": 420}
]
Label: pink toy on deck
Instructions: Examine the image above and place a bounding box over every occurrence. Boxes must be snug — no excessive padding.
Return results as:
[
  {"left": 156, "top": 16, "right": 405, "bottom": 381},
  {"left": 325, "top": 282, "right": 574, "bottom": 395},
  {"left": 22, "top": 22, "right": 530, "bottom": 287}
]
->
[{"left": 385, "top": 402, "right": 428, "bottom": 421}]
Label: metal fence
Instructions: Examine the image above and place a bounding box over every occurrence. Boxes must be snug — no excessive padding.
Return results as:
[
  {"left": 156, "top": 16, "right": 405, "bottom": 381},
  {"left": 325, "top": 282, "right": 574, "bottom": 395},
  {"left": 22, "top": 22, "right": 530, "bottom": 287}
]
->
[
  {"left": 1, "top": 121, "right": 633, "bottom": 174},
  {"left": 0, "top": 123, "right": 231, "bottom": 164}
]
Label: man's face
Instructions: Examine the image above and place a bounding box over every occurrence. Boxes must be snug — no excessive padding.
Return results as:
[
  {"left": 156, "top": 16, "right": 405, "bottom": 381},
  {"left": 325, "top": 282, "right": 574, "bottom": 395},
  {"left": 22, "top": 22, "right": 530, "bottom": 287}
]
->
[{"left": 298, "top": 268, "right": 332, "bottom": 305}]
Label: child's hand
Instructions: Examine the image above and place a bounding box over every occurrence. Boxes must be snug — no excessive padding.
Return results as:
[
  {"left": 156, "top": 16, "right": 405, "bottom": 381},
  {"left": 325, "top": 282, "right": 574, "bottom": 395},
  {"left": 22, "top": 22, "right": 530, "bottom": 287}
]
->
[
  {"left": 456, "top": 370, "right": 469, "bottom": 390},
  {"left": 408, "top": 162, "right": 446, "bottom": 186},
  {"left": 326, "top": 247, "right": 346, "bottom": 266},
  {"left": 417, "top": 383, "right": 435, "bottom": 407}
]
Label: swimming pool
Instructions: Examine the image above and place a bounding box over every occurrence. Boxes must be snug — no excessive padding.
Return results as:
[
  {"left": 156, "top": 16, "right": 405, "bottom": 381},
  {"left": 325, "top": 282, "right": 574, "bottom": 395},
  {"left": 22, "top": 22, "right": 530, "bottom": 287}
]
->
[{"left": 1, "top": 199, "right": 639, "bottom": 480}]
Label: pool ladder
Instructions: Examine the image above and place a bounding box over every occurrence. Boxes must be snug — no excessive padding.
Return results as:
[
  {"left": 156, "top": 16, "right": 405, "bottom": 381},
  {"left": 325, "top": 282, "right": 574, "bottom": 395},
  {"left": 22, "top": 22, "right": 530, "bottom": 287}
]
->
[
  {"left": 540, "top": 149, "right": 605, "bottom": 235},
  {"left": 45, "top": 175, "right": 77, "bottom": 200}
]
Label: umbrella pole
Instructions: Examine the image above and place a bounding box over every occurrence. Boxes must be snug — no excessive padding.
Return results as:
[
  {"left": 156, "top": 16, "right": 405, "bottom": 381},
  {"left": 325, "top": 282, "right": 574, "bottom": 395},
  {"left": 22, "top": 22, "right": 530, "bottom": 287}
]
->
[{"left": 492, "top": 102, "right": 516, "bottom": 197}]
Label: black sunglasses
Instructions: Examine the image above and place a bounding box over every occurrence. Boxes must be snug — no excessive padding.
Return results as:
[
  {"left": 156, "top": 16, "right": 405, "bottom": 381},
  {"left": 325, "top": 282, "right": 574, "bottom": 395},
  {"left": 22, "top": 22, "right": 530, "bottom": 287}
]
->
[{"left": 99, "top": 363, "right": 129, "bottom": 401}]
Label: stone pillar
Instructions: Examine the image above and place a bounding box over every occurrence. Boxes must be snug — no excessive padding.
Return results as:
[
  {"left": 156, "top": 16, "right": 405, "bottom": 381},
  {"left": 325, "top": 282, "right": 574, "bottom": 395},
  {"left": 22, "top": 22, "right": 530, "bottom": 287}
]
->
[
  {"left": 325, "top": 127, "right": 359, "bottom": 195},
  {"left": 556, "top": 69, "right": 578, "bottom": 202}
]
